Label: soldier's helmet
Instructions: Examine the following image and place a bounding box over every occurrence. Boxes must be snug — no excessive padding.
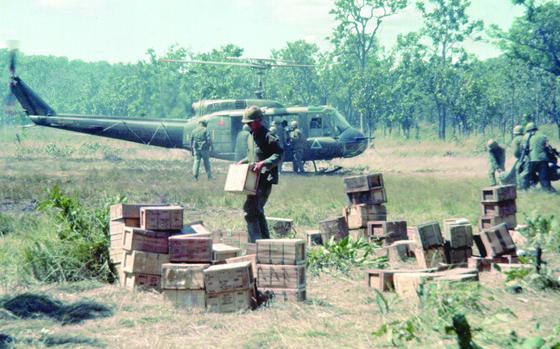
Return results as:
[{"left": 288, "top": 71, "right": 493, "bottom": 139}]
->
[
  {"left": 269, "top": 126, "right": 277, "bottom": 135},
  {"left": 487, "top": 139, "right": 498, "bottom": 149},
  {"left": 199, "top": 120, "right": 208, "bottom": 127},
  {"left": 290, "top": 120, "right": 298, "bottom": 128},
  {"left": 242, "top": 124, "right": 251, "bottom": 132},
  {"left": 513, "top": 125, "right": 523, "bottom": 136},
  {"left": 525, "top": 122, "right": 538, "bottom": 132},
  {"left": 242, "top": 105, "right": 263, "bottom": 124}
]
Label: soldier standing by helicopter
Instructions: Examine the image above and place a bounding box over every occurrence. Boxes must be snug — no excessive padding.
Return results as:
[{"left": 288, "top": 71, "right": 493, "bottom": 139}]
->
[
  {"left": 238, "top": 106, "right": 283, "bottom": 242},
  {"left": 288, "top": 120, "right": 305, "bottom": 173},
  {"left": 234, "top": 124, "right": 251, "bottom": 162},
  {"left": 191, "top": 120, "right": 213, "bottom": 181}
]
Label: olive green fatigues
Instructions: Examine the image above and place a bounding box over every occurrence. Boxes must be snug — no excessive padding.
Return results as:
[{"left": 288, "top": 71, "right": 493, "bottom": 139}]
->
[
  {"left": 239, "top": 126, "right": 283, "bottom": 242},
  {"left": 523, "top": 132, "right": 555, "bottom": 192},
  {"left": 288, "top": 128, "right": 305, "bottom": 173},
  {"left": 487, "top": 146, "right": 505, "bottom": 186},
  {"left": 191, "top": 125, "right": 212, "bottom": 180}
]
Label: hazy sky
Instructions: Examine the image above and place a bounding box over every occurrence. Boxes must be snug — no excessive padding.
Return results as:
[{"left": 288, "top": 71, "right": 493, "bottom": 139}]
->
[{"left": 0, "top": 0, "right": 524, "bottom": 63}]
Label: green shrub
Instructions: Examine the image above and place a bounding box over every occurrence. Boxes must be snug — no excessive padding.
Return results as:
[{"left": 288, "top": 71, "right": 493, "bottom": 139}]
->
[{"left": 23, "top": 185, "right": 121, "bottom": 283}]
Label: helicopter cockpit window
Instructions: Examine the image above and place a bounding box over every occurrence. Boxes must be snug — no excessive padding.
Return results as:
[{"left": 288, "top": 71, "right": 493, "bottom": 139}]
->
[
  {"left": 328, "top": 108, "right": 351, "bottom": 135},
  {"left": 310, "top": 117, "right": 322, "bottom": 129}
]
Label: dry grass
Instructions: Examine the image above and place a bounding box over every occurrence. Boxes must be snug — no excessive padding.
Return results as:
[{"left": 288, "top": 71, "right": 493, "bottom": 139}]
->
[{"left": 1, "top": 126, "right": 560, "bottom": 348}]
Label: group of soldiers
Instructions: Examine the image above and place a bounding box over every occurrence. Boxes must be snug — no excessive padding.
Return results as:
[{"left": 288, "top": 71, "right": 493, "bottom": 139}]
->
[{"left": 488, "top": 122, "right": 559, "bottom": 192}]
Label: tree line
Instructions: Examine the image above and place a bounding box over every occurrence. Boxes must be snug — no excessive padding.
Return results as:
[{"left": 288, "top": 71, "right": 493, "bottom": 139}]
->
[{"left": 1, "top": 0, "right": 559, "bottom": 141}]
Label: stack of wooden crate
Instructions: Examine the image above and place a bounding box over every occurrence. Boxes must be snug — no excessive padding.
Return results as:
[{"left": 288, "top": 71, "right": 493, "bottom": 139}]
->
[
  {"left": 343, "top": 173, "right": 387, "bottom": 240},
  {"left": 468, "top": 223, "right": 518, "bottom": 271},
  {"left": 443, "top": 218, "right": 474, "bottom": 264},
  {"left": 256, "top": 239, "right": 307, "bottom": 302},
  {"left": 120, "top": 205, "right": 184, "bottom": 291},
  {"left": 478, "top": 185, "right": 517, "bottom": 231},
  {"left": 204, "top": 261, "right": 255, "bottom": 312}
]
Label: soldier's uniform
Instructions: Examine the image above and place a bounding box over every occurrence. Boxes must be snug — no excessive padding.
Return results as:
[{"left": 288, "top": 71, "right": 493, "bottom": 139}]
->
[
  {"left": 487, "top": 139, "right": 505, "bottom": 186},
  {"left": 191, "top": 120, "right": 213, "bottom": 180},
  {"left": 288, "top": 120, "right": 306, "bottom": 173},
  {"left": 523, "top": 123, "right": 555, "bottom": 192},
  {"left": 239, "top": 106, "right": 283, "bottom": 242},
  {"left": 234, "top": 124, "right": 251, "bottom": 162},
  {"left": 501, "top": 125, "right": 524, "bottom": 186}
]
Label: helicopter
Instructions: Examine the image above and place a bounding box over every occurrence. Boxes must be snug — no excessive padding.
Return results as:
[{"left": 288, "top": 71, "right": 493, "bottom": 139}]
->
[{"left": 7, "top": 51, "right": 368, "bottom": 171}]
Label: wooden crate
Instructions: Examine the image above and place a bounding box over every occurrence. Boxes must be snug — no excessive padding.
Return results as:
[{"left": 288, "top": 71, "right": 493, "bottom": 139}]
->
[
  {"left": 319, "top": 216, "right": 348, "bottom": 242},
  {"left": 206, "top": 289, "right": 253, "bottom": 313},
  {"left": 257, "top": 264, "right": 305, "bottom": 289},
  {"left": 349, "top": 228, "right": 367, "bottom": 241},
  {"left": 110, "top": 203, "right": 166, "bottom": 221},
  {"left": 480, "top": 185, "right": 517, "bottom": 202},
  {"left": 212, "top": 243, "right": 241, "bottom": 263},
  {"left": 181, "top": 221, "right": 213, "bottom": 238},
  {"left": 444, "top": 223, "right": 473, "bottom": 249},
  {"left": 306, "top": 230, "right": 323, "bottom": 247},
  {"left": 345, "top": 204, "right": 388, "bottom": 229},
  {"left": 224, "top": 164, "right": 259, "bottom": 195},
  {"left": 161, "top": 263, "right": 209, "bottom": 290},
  {"left": 122, "top": 250, "right": 169, "bottom": 275},
  {"left": 225, "top": 254, "right": 257, "bottom": 277},
  {"left": 163, "top": 289, "right": 206, "bottom": 309},
  {"left": 481, "top": 200, "right": 517, "bottom": 217},
  {"left": 216, "top": 230, "right": 249, "bottom": 250},
  {"left": 121, "top": 272, "right": 161, "bottom": 291},
  {"left": 346, "top": 189, "right": 387, "bottom": 205},
  {"left": 266, "top": 217, "right": 293, "bottom": 237},
  {"left": 122, "top": 227, "right": 171, "bottom": 254},
  {"left": 140, "top": 206, "right": 183, "bottom": 230},
  {"left": 260, "top": 288, "right": 306, "bottom": 302},
  {"left": 468, "top": 256, "right": 513, "bottom": 272},
  {"left": 387, "top": 240, "right": 413, "bottom": 264},
  {"left": 393, "top": 272, "right": 436, "bottom": 298},
  {"left": 414, "top": 246, "right": 446, "bottom": 269},
  {"left": 204, "top": 261, "right": 254, "bottom": 294},
  {"left": 480, "top": 223, "right": 516, "bottom": 257},
  {"left": 343, "top": 173, "right": 384, "bottom": 193},
  {"left": 445, "top": 246, "right": 473, "bottom": 264},
  {"left": 479, "top": 214, "right": 517, "bottom": 230},
  {"left": 413, "top": 221, "right": 444, "bottom": 249},
  {"left": 168, "top": 236, "right": 213, "bottom": 263},
  {"left": 256, "top": 239, "right": 306, "bottom": 265},
  {"left": 367, "top": 220, "right": 407, "bottom": 241},
  {"left": 365, "top": 269, "right": 398, "bottom": 291}
]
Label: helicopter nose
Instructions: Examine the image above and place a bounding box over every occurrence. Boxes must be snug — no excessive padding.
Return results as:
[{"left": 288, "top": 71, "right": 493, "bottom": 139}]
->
[{"left": 339, "top": 128, "right": 368, "bottom": 158}]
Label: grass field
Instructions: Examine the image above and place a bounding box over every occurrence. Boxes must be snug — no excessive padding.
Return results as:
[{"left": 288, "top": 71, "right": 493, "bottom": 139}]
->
[{"left": 1, "top": 125, "right": 559, "bottom": 348}]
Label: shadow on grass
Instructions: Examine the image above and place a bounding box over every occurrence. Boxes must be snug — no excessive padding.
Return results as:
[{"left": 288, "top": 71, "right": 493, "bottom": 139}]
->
[{"left": 1, "top": 293, "right": 112, "bottom": 325}]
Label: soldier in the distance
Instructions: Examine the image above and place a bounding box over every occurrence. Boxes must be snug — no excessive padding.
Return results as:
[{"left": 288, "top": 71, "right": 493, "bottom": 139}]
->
[
  {"left": 288, "top": 120, "right": 305, "bottom": 173},
  {"left": 234, "top": 124, "right": 251, "bottom": 162},
  {"left": 190, "top": 120, "right": 213, "bottom": 180},
  {"left": 237, "top": 106, "right": 283, "bottom": 242},
  {"left": 522, "top": 122, "right": 555, "bottom": 192},
  {"left": 487, "top": 139, "right": 505, "bottom": 186}
]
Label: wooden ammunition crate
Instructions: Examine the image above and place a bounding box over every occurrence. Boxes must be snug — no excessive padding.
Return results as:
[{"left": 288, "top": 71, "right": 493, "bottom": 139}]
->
[
  {"left": 367, "top": 220, "right": 407, "bottom": 242},
  {"left": 260, "top": 288, "right": 306, "bottom": 302},
  {"left": 163, "top": 289, "right": 206, "bottom": 309},
  {"left": 414, "top": 246, "right": 446, "bottom": 269},
  {"left": 256, "top": 239, "right": 306, "bottom": 265},
  {"left": 346, "top": 189, "right": 387, "bottom": 205},
  {"left": 215, "top": 230, "right": 248, "bottom": 250},
  {"left": 121, "top": 272, "right": 161, "bottom": 291},
  {"left": 345, "top": 204, "right": 387, "bottom": 229},
  {"left": 257, "top": 264, "right": 306, "bottom": 289},
  {"left": 168, "top": 236, "right": 213, "bottom": 263},
  {"left": 481, "top": 200, "right": 517, "bottom": 217},
  {"left": 343, "top": 173, "right": 384, "bottom": 193},
  {"left": 445, "top": 246, "right": 473, "bottom": 264},
  {"left": 319, "top": 216, "right": 348, "bottom": 242},
  {"left": 413, "top": 221, "right": 444, "bottom": 249},
  {"left": 480, "top": 185, "right": 517, "bottom": 202},
  {"left": 393, "top": 272, "right": 436, "bottom": 298},
  {"left": 140, "top": 206, "right": 183, "bottom": 230},
  {"left": 204, "top": 261, "right": 254, "bottom": 294},
  {"left": 349, "top": 228, "right": 367, "bottom": 241},
  {"left": 306, "top": 230, "right": 323, "bottom": 247},
  {"left": 225, "top": 254, "right": 257, "bottom": 277},
  {"left": 161, "top": 263, "right": 209, "bottom": 290},
  {"left": 366, "top": 269, "right": 398, "bottom": 291},
  {"left": 224, "top": 164, "right": 259, "bottom": 195},
  {"left": 122, "top": 227, "right": 171, "bottom": 254},
  {"left": 444, "top": 223, "right": 473, "bottom": 249},
  {"left": 266, "top": 217, "right": 293, "bottom": 237},
  {"left": 206, "top": 289, "right": 253, "bottom": 313},
  {"left": 122, "top": 251, "right": 169, "bottom": 275},
  {"left": 479, "top": 214, "right": 517, "bottom": 231},
  {"left": 480, "top": 223, "right": 516, "bottom": 257},
  {"left": 110, "top": 203, "right": 166, "bottom": 221},
  {"left": 212, "top": 243, "right": 241, "bottom": 263}
]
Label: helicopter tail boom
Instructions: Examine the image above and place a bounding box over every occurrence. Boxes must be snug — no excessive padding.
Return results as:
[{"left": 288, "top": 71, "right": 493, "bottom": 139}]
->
[{"left": 10, "top": 76, "right": 56, "bottom": 117}]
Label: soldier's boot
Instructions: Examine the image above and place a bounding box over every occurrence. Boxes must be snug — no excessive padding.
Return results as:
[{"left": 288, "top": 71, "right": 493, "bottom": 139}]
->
[{"left": 247, "top": 221, "right": 262, "bottom": 243}]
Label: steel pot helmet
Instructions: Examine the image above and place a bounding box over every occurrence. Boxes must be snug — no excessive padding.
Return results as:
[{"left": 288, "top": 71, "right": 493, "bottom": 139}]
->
[
  {"left": 525, "top": 122, "right": 537, "bottom": 132},
  {"left": 513, "top": 125, "right": 523, "bottom": 136}
]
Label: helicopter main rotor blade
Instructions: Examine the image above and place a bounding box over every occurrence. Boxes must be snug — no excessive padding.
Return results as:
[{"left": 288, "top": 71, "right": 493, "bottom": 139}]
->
[{"left": 159, "top": 58, "right": 259, "bottom": 68}]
